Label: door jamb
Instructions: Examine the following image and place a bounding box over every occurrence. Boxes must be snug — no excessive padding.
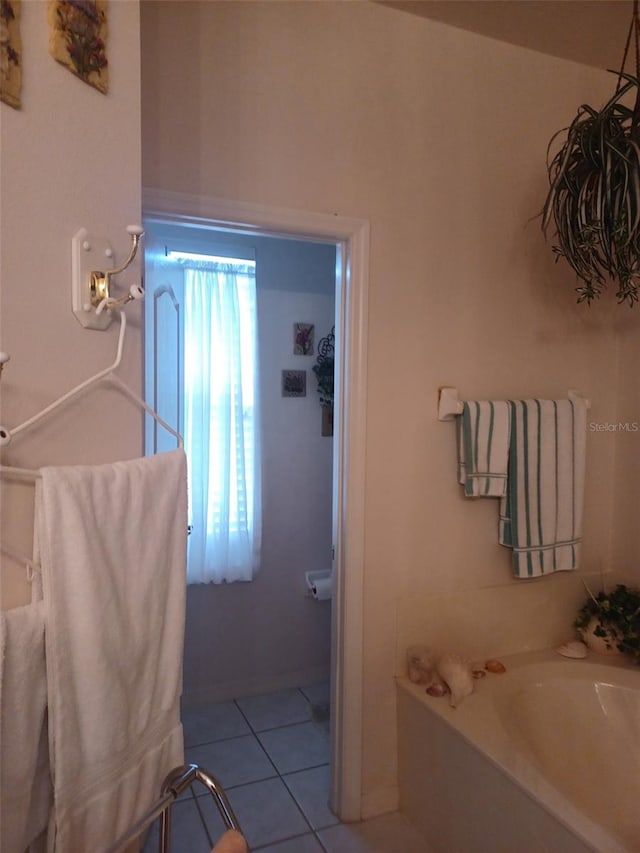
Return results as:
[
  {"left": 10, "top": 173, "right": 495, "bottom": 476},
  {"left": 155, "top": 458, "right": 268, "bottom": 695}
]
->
[{"left": 141, "top": 188, "right": 369, "bottom": 821}]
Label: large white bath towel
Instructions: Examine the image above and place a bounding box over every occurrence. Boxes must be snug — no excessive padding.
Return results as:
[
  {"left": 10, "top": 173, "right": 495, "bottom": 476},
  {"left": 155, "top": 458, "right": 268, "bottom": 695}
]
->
[
  {"left": 35, "top": 450, "right": 187, "bottom": 852},
  {"left": 457, "top": 401, "right": 511, "bottom": 497},
  {"left": 0, "top": 600, "right": 52, "bottom": 853},
  {"left": 499, "top": 399, "right": 587, "bottom": 578}
]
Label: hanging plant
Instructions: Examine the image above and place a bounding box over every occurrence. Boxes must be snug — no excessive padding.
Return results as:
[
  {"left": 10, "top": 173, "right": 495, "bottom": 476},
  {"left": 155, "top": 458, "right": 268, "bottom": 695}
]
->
[{"left": 542, "top": 2, "right": 640, "bottom": 305}]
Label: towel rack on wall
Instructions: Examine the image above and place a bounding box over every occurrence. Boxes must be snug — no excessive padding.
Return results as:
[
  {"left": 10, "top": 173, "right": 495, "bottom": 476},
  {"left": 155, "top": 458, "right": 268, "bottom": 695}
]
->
[{"left": 437, "top": 386, "right": 591, "bottom": 422}]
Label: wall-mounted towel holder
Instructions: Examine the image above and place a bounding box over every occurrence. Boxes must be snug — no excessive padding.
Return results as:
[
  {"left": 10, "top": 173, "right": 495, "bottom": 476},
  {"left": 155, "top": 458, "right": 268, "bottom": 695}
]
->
[
  {"left": 71, "top": 225, "right": 145, "bottom": 330},
  {"left": 437, "top": 386, "right": 591, "bottom": 421}
]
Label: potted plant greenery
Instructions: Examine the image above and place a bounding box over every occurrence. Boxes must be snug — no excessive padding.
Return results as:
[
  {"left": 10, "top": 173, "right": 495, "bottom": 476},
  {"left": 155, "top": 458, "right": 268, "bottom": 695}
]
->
[
  {"left": 542, "top": 3, "right": 640, "bottom": 305},
  {"left": 312, "top": 326, "right": 335, "bottom": 409},
  {"left": 574, "top": 584, "right": 640, "bottom": 661}
]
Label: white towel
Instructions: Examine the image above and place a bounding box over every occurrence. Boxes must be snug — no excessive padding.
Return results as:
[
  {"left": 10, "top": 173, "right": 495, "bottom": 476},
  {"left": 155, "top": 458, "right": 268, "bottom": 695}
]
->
[
  {"left": 35, "top": 450, "right": 187, "bottom": 852},
  {"left": 0, "top": 600, "right": 52, "bottom": 853},
  {"left": 457, "top": 401, "right": 511, "bottom": 497},
  {"left": 499, "top": 399, "right": 587, "bottom": 578}
]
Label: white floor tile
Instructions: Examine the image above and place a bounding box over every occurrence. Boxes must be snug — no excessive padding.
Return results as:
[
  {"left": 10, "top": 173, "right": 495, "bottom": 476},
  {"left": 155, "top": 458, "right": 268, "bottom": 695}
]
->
[
  {"left": 142, "top": 798, "right": 213, "bottom": 853},
  {"left": 282, "top": 765, "right": 338, "bottom": 830},
  {"left": 200, "top": 777, "right": 311, "bottom": 850},
  {"left": 317, "top": 812, "right": 433, "bottom": 852},
  {"left": 252, "top": 832, "right": 325, "bottom": 852},
  {"left": 186, "top": 734, "right": 277, "bottom": 790},
  {"left": 182, "top": 700, "right": 251, "bottom": 747},
  {"left": 236, "top": 689, "right": 311, "bottom": 731},
  {"left": 258, "top": 721, "right": 330, "bottom": 775}
]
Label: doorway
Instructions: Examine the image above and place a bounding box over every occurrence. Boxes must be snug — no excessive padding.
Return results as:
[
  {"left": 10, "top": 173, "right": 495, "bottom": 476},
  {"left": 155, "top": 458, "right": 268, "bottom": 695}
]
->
[{"left": 142, "top": 189, "right": 369, "bottom": 822}]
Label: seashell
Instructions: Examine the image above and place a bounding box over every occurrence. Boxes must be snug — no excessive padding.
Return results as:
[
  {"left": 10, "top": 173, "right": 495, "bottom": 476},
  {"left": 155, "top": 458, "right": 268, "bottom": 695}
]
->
[
  {"left": 472, "top": 669, "right": 487, "bottom": 679},
  {"left": 485, "top": 659, "right": 506, "bottom": 674},
  {"left": 436, "top": 652, "right": 474, "bottom": 707},
  {"left": 406, "top": 645, "right": 437, "bottom": 684},
  {"left": 426, "top": 683, "right": 446, "bottom": 697},
  {"left": 556, "top": 641, "right": 588, "bottom": 659}
]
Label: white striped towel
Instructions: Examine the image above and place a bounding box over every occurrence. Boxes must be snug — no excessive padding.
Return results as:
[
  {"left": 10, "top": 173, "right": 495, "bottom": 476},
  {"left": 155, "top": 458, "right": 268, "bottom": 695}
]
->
[
  {"left": 499, "top": 398, "right": 587, "bottom": 578},
  {"left": 457, "top": 401, "right": 511, "bottom": 497}
]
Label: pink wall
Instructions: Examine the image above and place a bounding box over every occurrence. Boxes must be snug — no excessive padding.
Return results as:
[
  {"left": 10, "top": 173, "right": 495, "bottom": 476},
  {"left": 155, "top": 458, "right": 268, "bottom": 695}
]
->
[{"left": 143, "top": 0, "right": 640, "bottom": 814}]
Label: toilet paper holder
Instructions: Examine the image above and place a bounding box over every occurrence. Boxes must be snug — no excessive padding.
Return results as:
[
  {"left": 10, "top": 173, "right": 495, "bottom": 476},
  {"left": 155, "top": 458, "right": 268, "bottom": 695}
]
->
[{"left": 305, "top": 570, "right": 332, "bottom": 600}]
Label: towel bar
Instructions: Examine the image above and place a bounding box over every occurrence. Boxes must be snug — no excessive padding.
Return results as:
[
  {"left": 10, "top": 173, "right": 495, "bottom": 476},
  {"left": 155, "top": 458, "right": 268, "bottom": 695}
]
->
[
  {"left": 437, "top": 386, "right": 591, "bottom": 422},
  {"left": 106, "top": 763, "right": 242, "bottom": 853}
]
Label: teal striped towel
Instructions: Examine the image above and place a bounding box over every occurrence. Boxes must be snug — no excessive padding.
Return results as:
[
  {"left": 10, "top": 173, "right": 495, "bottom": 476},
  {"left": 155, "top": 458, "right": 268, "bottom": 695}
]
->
[
  {"left": 499, "top": 398, "right": 587, "bottom": 578},
  {"left": 457, "top": 401, "right": 511, "bottom": 497}
]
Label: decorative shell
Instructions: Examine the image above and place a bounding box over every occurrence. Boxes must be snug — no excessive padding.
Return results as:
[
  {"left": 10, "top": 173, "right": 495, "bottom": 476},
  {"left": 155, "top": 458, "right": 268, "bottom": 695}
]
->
[
  {"left": 406, "top": 645, "right": 437, "bottom": 684},
  {"left": 556, "top": 641, "right": 588, "bottom": 659},
  {"left": 485, "top": 659, "right": 506, "bottom": 674},
  {"left": 436, "top": 652, "right": 474, "bottom": 708}
]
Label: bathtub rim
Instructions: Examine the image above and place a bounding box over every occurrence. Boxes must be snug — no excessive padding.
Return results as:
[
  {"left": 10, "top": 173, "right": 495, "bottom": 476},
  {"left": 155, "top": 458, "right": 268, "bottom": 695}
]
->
[{"left": 396, "top": 647, "right": 639, "bottom": 853}]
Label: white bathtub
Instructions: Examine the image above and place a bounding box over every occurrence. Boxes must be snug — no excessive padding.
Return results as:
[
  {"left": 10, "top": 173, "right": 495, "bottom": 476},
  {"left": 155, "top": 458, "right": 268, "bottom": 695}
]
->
[{"left": 397, "top": 649, "right": 640, "bottom": 852}]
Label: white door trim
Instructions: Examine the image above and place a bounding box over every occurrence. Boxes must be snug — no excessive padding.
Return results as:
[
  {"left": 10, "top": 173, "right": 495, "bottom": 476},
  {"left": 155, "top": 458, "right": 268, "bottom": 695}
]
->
[{"left": 142, "top": 188, "right": 369, "bottom": 821}]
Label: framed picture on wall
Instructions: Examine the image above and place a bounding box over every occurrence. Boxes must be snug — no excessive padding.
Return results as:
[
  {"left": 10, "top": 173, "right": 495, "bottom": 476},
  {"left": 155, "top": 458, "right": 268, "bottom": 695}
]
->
[
  {"left": 0, "top": 0, "right": 22, "bottom": 109},
  {"left": 293, "top": 323, "right": 314, "bottom": 355},
  {"left": 282, "top": 369, "right": 306, "bottom": 397}
]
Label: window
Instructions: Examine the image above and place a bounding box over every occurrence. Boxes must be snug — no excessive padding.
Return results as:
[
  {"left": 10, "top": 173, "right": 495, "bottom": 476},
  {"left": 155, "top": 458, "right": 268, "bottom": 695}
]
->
[{"left": 179, "top": 256, "right": 261, "bottom": 584}]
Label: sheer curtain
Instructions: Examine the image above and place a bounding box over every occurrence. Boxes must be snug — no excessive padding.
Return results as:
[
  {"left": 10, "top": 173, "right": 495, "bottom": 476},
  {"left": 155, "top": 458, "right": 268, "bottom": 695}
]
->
[{"left": 183, "top": 261, "right": 261, "bottom": 584}]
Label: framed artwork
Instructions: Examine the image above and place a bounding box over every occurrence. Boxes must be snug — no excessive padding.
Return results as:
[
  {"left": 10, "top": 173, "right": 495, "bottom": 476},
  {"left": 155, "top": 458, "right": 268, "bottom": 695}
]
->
[
  {"left": 282, "top": 369, "right": 306, "bottom": 398},
  {"left": 48, "top": 0, "right": 108, "bottom": 93},
  {"left": 0, "top": 0, "right": 22, "bottom": 109},
  {"left": 293, "top": 322, "right": 314, "bottom": 355}
]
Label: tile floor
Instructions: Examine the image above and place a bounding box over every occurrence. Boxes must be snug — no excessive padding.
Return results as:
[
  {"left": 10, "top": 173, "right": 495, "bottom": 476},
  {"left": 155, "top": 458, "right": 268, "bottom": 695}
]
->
[{"left": 142, "top": 682, "right": 431, "bottom": 852}]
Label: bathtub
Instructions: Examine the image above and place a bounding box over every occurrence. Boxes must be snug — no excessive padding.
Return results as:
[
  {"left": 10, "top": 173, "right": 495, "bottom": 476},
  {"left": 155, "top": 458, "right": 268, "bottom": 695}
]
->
[{"left": 397, "top": 649, "right": 640, "bottom": 853}]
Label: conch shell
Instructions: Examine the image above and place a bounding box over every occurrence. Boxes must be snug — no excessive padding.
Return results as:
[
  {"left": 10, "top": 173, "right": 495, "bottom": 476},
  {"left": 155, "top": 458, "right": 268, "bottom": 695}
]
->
[{"left": 436, "top": 652, "right": 474, "bottom": 708}]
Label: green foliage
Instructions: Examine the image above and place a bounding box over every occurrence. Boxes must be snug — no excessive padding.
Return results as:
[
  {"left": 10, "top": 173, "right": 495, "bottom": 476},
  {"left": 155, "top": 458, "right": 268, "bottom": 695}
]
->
[
  {"left": 542, "top": 73, "right": 640, "bottom": 306},
  {"left": 574, "top": 583, "right": 640, "bottom": 661},
  {"left": 312, "top": 357, "right": 334, "bottom": 408}
]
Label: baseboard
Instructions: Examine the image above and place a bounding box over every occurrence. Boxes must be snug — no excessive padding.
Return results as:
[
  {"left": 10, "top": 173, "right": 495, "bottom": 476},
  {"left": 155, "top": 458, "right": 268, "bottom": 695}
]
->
[
  {"left": 360, "top": 785, "right": 400, "bottom": 820},
  {"left": 182, "top": 664, "right": 331, "bottom": 710}
]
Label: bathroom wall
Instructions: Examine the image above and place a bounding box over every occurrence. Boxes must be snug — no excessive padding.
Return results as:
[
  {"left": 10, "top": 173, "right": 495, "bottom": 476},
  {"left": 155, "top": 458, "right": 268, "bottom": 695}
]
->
[
  {"left": 144, "top": 223, "right": 336, "bottom": 706},
  {"left": 1, "top": 0, "right": 142, "bottom": 610},
  {"left": 140, "top": 0, "right": 637, "bottom": 817}
]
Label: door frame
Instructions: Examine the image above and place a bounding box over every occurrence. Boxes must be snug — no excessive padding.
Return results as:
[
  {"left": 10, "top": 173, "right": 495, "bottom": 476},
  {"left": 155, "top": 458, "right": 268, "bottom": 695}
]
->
[{"left": 142, "top": 188, "right": 369, "bottom": 821}]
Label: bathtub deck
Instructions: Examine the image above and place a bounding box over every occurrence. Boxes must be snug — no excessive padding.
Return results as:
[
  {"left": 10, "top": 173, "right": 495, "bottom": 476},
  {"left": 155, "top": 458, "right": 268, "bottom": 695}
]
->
[{"left": 397, "top": 648, "right": 638, "bottom": 853}]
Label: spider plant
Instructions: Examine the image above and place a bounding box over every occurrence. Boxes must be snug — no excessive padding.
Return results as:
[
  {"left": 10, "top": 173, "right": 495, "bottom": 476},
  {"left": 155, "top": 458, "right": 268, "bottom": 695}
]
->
[{"left": 542, "top": 72, "right": 640, "bottom": 306}]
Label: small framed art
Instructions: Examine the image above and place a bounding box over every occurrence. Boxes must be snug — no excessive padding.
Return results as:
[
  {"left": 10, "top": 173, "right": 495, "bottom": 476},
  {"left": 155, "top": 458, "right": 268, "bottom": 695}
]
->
[{"left": 282, "top": 369, "right": 306, "bottom": 397}]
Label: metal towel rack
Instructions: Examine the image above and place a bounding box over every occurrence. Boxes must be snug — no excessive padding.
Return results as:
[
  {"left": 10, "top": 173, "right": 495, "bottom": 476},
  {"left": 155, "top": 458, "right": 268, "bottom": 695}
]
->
[
  {"left": 107, "top": 763, "right": 243, "bottom": 853},
  {"left": 437, "top": 386, "right": 591, "bottom": 422}
]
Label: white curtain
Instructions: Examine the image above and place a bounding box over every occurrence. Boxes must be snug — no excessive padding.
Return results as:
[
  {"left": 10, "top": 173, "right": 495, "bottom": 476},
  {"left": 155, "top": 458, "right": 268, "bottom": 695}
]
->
[{"left": 183, "top": 262, "right": 261, "bottom": 584}]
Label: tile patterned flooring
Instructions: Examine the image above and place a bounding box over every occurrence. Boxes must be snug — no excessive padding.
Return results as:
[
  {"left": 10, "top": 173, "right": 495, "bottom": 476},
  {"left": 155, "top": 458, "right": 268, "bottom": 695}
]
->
[{"left": 143, "top": 682, "right": 430, "bottom": 852}]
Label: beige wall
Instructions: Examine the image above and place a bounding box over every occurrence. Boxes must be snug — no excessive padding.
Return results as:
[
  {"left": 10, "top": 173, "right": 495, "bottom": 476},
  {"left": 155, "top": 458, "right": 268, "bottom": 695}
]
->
[
  {"left": 1, "top": 0, "right": 142, "bottom": 609},
  {"left": 1, "top": 0, "right": 635, "bottom": 819},
  {"left": 141, "top": 0, "right": 640, "bottom": 813}
]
